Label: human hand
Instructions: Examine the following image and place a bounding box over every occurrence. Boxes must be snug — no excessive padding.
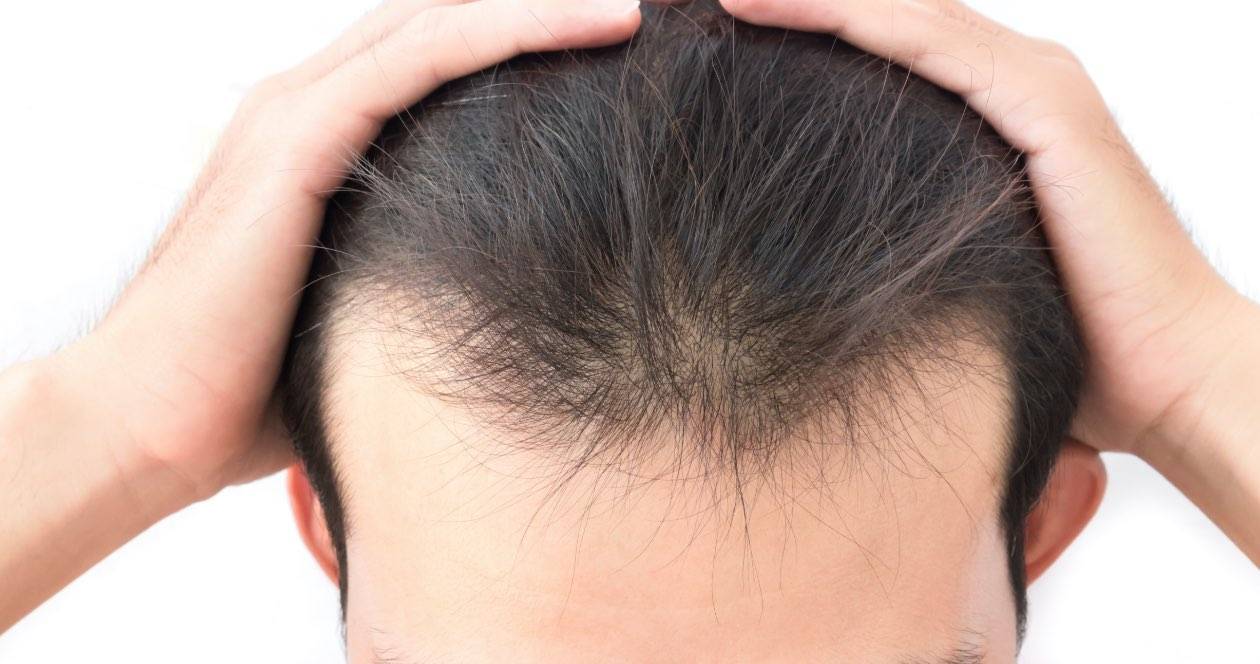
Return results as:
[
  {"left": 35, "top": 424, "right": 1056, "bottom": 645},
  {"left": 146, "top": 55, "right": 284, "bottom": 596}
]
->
[
  {"left": 0, "top": 0, "right": 647, "bottom": 629},
  {"left": 718, "top": 0, "right": 1258, "bottom": 461},
  {"left": 43, "top": 0, "right": 645, "bottom": 502}
]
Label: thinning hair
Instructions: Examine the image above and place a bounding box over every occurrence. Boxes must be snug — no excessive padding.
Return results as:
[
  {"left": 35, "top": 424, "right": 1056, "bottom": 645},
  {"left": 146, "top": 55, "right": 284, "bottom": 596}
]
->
[{"left": 281, "top": 0, "right": 1082, "bottom": 639}]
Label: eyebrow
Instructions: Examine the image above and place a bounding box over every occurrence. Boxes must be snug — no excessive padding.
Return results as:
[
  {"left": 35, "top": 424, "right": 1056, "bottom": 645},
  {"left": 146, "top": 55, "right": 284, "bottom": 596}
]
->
[
  {"left": 371, "top": 645, "right": 414, "bottom": 664},
  {"left": 901, "top": 636, "right": 990, "bottom": 664},
  {"left": 938, "top": 647, "right": 988, "bottom": 664}
]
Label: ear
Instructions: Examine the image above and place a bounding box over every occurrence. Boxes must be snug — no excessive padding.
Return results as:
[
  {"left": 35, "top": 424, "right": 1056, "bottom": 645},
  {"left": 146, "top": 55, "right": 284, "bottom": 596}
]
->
[
  {"left": 287, "top": 464, "right": 340, "bottom": 585},
  {"left": 1023, "top": 439, "right": 1107, "bottom": 583}
]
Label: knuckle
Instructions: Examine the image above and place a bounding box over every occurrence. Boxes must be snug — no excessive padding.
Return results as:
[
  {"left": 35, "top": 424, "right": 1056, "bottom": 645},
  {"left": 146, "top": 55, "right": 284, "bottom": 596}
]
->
[
  {"left": 247, "top": 72, "right": 293, "bottom": 103},
  {"left": 0, "top": 360, "right": 51, "bottom": 409},
  {"left": 218, "top": 97, "right": 303, "bottom": 172},
  {"left": 1039, "top": 39, "right": 1083, "bottom": 67},
  {"left": 926, "top": 0, "right": 1007, "bottom": 40},
  {"left": 238, "top": 77, "right": 288, "bottom": 117},
  {"left": 233, "top": 94, "right": 286, "bottom": 139},
  {"left": 1024, "top": 41, "right": 1093, "bottom": 94}
]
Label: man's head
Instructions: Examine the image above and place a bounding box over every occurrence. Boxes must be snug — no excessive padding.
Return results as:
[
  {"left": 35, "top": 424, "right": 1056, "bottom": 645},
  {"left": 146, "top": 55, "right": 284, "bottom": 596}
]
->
[{"left": 281, "top": 2, "right": 1105, "bottom": 660}]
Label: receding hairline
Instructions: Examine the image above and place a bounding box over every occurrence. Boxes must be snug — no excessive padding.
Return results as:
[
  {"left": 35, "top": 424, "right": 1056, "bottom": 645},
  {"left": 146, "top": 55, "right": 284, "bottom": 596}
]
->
[{"left": 316, "top": 299, "right": 1015, "bottom": 502}]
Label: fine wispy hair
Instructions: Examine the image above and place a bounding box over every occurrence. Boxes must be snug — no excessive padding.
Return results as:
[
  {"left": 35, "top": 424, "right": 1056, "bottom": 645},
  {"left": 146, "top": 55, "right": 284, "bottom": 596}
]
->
[{"left": 281, "top": 0, "right": 1082, "bottom": 637}]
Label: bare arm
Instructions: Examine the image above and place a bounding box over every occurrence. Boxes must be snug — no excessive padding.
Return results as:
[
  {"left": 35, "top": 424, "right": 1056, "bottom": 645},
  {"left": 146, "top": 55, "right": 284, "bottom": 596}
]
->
[
  {"left": 1140, "top": 300, "right": 1260, "bottom": 564},
  {"left": 0, "top": 0, "right": 644, "bottom": 632},
  {"left": 0, "top": 358, "right": 197, "bottom": 629}
]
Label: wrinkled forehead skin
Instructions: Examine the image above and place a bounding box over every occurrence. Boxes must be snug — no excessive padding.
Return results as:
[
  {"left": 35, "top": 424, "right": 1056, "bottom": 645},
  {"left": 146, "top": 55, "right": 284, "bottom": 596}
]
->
[{"left": 319, "top": 322, "right": 1020, "bottom": 663}]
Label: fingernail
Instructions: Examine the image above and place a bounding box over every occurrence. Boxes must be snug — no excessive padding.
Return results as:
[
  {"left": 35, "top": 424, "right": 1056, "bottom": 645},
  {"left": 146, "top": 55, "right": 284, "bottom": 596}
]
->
[{"left": 602, "top": 0, "right": 641, "bottom": 15}]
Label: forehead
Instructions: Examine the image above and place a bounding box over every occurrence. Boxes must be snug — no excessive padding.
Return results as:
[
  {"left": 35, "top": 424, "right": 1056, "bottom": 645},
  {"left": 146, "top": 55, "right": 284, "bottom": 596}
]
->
[{"left": 323, "top": 324, "right": 1018, "bottom": 660}]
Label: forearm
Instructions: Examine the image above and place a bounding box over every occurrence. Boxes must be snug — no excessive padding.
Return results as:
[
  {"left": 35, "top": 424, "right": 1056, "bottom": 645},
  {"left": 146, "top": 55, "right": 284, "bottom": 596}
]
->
[
  {"left": 1141, "top": 297, "right": 1260, "bottom": 566},
  {"left": 0, "top": 359, "right": 195, "bottom": 631}
]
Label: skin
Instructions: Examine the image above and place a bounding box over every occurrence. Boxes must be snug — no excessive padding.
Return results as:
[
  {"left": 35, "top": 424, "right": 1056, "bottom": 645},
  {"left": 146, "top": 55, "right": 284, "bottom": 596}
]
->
[
  {"left": 0, "top": 0, "right": 1256, "bottom": 660},
  {"left": 297, "top": 325, "right": 1089, "bottom": 661}
]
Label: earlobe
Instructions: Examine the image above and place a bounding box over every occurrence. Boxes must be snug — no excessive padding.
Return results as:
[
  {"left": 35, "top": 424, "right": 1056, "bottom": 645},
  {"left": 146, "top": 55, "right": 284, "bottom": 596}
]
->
[
  {"left": 286, "top": 464, "right": 341, "bottom": 586},
  {"left": 1023, "top": 439, "right": 1108, "bottom": 583}
]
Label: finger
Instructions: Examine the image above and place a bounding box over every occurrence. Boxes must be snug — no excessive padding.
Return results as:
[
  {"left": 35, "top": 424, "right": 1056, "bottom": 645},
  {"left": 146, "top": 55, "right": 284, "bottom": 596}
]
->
[
  {"left": 310, "top": 0, "right": 643, "bottom": 124},
  {"left": 141, "top": 0, "right": 643, "bottom": 290},
  {"left": 288, "top": 0, "right": 475, "bottom": 85},
  {"left": 718, "top": 0, "right": 1073, "bottom": 152},
  {"left": 713, "top": 0, "right": 1195, "bottom": 269}
]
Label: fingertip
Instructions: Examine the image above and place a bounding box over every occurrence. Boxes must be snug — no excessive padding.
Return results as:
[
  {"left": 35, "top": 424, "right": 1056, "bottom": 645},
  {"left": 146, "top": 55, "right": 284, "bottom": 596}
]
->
[
  {"left": 592, "top": 0, "right": 645, "bottom": 29},
  {"left": 715, "top": 0, "right": 754, "bottom": 16},
  {"left": 568, "top": 0, "right": 641, "bottom": 20},
  {"left": 525, "top": 0, "right": 644, "bottom": 51},
  {"left": 716, "top": 0, "right": 793, "bottom": 25}
]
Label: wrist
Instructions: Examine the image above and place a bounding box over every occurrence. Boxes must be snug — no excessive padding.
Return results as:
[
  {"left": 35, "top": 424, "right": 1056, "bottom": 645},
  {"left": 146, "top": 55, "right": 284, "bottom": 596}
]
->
[
  {"left": 4, "top": 352, "right": 202, "bottom": 521},
  {"left": 1136, "top": 293, "right": 1260, "bottom": 564},
  {"left": 53, "top": 325, "right": 261, "bottom": 504},
  {"left": 1139, "top": 291, "right": 1260, "bottom": 467},
  {"left": 0, "top": 356, "right": 193, "bottom": 629}
]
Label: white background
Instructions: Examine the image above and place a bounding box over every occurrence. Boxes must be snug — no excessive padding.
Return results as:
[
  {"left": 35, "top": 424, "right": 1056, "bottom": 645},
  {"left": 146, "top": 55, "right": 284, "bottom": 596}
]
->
[{"left": 1, "top": 1, "right": 1257, "bottom": 662}]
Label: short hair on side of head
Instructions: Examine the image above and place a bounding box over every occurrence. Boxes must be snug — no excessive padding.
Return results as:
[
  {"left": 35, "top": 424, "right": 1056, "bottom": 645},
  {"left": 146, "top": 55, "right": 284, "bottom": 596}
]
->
[{"left": 280, "top": 0, "right": 1082, "bottom": 639}]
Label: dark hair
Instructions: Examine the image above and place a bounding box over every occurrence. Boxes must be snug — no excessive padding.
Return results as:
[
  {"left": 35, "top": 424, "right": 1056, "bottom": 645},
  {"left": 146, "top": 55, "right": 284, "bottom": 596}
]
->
[{"left": 281, "top": 0, "right": 1081, "bottom": 640}]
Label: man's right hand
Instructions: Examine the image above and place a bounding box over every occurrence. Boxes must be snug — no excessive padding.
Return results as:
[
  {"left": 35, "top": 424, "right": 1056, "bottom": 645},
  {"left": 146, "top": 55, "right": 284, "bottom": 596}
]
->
[
  {"left": 0, "top": 0, "right": 645, "bottom": 632},
  {"left": 57, "top": 0, "right": 647, "bottom": 506}
]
